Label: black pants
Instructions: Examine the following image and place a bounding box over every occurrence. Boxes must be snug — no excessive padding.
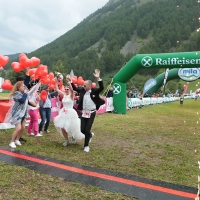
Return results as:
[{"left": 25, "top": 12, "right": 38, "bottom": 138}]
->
[{"left": 81, "top": 111, "right": 96, "bottom": 147}]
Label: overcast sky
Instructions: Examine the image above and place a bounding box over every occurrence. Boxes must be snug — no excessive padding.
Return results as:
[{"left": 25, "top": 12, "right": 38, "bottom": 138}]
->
[{"left": 0, "top": 0, "right": 108, "bottom": 55}]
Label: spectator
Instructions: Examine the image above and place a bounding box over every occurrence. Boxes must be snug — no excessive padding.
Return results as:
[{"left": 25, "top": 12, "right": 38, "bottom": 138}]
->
[
  {"left": 180, "top": 95, "right": 184, "bottom": 107},
  {"left": 106, "top": 87, "right": 113, "bottom": 97},
  {"left": 8, "top": 81, "right": 40, "bottom": 148},
  {"left": 39, "top": 86, "right": 58, "bottom": 134},
  {"left": 27, "top": 81, "right": 42, "bottom": 137},
  {"left": 127, "top": 90, "right": 133, "bottom": 98}
]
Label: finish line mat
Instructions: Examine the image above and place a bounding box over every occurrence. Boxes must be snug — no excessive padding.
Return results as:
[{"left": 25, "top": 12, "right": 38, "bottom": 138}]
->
[{"left": 0, "top": 147, "right": 197, "bottom": 200}]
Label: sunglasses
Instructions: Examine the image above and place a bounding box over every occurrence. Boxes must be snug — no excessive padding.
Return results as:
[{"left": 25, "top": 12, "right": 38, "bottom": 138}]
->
[{"left": 65, "top": 88, "right": 69, "bottom": 91}]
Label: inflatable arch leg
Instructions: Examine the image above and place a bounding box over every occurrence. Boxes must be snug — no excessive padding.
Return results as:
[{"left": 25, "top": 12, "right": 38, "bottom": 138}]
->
[
  {"left": 147, "top": 68, "right": 179, "bottom": 94},
  {"left": 113, "top": 51, "right": 200, "bottom": 114}
]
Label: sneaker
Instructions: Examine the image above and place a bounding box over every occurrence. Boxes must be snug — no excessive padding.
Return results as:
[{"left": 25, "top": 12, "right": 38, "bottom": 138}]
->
[
  {"left": 84, "top": 146, "right": 90, "bottom": 152},
  {"left": 71, "top": 137, "right": 76, "bottom": 144},
  {"left": 19, "top": 137, "right": 27, "bottom": 142},
  {"left": 39, "top": 131, "right": 43, "bottom": 135},
  {"left": 35, "top": 133, "right": 43, "bottom": 137},
  {"left": 44, "top": 130, "right": 50, "bottom": 133},
  {"left": 63, "top": 140, "right": 70, "bottom": 146},
  {"left": 9, "top": 142, "right": 16, "bottom": 148},
  {"left": 27, "top": 133, "right": 34, "bottom": 136},
  {"left": 89, "top": 132, "right": 94, "bottom": 143},
  {"left": 15, "top": 140, "right": 22, "bottom": 146}
]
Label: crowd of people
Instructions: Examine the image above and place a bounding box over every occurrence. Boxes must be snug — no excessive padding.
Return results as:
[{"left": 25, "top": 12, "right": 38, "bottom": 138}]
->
[
  {"left": 7, "top": 69, "right": 104, "bottom": 153},
  {"left": 126, "top": 89, "right": 181, "bottom": 99}
]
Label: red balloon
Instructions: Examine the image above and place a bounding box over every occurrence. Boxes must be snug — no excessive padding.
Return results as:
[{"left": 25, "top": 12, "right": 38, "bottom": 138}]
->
[
  {"left": 42, "top": 65, "right": 48, "bottom": 76},
  {"left": 49, "top": 84, "right": 55, "bottom": 90},
  {"left": 31, "top": 57, "right": 40, "bottom": 66},
  {"left": 40, "top": 77, "right": 50, "bottom": 84},
  {"left": 48, "top": 72, "right": 54, "bottom": 80},
  {"left": 1, "top": 80, "right": 12, "bottom": 90},
  {"left": 0, "top": 54, "right": 10, "bottom": 67},
  {"left": 19, "top": 55, "right": 27, "bottom": 64},
  {"left": 80, "top": 79, "right": 84, "bottom": 85},
  {"left": 19, "top": 53, "right": 27, "bottom": 59},
  {"left": 11, "top": 62, "right": 19, "bottom": 68},
  {"left": 49, "top": 79, "right": 56, "bottom": 88},
  {"left": 11, "top": 62, "right": 24, "bottom": 72},
  {"left": 29, "top": 68, "right": 37, "bottom": 77},
  {"left": 31, "top": 74, "right": 38, "bottom": 81},
  {"left": 13, "top": 66, "right": 22, "bottom": 72},
  {"left": 23, "top": 59, "right": 33, "bottom": 68},
  {"left": 21, "top": 59, "right": 33, "bottom": 68},
  {"left": 92, "top": 82, "right": 96, "bottom": 88},
  {"left": 77, "top": 76, "right": 84, "bottom": 85},
  {"left": 35, "top": 65, "right": 48, "bottom": 77},
  {"left": 40, "top": 90, "right": 47, "bottom": 101},
  {"left": 72, "top": 76, "right": 77, "bottom": 84}
]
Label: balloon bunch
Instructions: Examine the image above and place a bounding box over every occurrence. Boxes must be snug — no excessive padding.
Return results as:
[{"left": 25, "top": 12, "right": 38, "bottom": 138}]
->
[
  {"left": 71, "top": 75, "right": 96, "bottom": 88},
  {"left": 0, "top": 54, "right": 10, "bottom": 70},
  {"left": 30, "top": 67, "right": 56, "bottom": 90},
  {"left": 71, "top": 76, "right": 84, "bottom": 85},
  {"left": 11, "top": 53, "right": 40, "bottom": 72}
]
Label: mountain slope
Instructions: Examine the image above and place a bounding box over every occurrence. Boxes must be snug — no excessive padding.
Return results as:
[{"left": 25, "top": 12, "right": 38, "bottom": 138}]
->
[{"left": 5, "top": 0, "right": 200, "bottom": 92}]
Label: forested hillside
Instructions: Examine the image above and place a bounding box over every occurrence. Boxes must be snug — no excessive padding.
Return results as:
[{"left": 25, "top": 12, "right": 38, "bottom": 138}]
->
[{"left": 3, "top": 0, "right": 200, "bottom": 92}]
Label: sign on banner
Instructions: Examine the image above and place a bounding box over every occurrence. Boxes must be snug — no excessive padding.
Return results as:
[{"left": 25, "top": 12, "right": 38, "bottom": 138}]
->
[
  {"left": 96, "top": 98, "right": 107, "bottom": 114},
  {"left": 105, "top": 97, "right": 114, "bottom": 112}
]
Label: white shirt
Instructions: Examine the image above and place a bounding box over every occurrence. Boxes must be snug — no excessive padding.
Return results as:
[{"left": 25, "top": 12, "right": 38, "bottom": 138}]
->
[
  {"left": 43, "top": 96, "right": 51, "bottom": 108},
  {"left": 83, "top": 90, "right": 96, "bottom": 111},
  {"left": 28, "top": 93, "right": 39, "bottom": 110}
]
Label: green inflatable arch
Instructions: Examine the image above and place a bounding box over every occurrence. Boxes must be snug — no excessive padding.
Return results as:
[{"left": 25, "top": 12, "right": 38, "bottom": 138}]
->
[
  {"left": 113, "top": 51, "right": 200, "bottom": 114},
  {"left": 147, "top": 68, "right": 179, "bottom": 94}
]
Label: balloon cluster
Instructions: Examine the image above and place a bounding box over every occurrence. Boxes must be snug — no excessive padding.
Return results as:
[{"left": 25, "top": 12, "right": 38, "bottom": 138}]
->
[
  {"left": 72, "top": 76, "right": 84, "bottom": 85},
  {"left": 11, "top": 53, "right": 40, "bottom": 72},
  {"left": 72, "top": 76, "right": 96, "bottom": 88},
  {"left": 0, "top": 52, "right": 96, "bottom": 94}
]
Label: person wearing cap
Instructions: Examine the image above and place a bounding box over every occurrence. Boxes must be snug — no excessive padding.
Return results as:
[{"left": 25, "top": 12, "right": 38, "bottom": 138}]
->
[{"left": 38, "top": 85, "right": 58, "bottom": 134}]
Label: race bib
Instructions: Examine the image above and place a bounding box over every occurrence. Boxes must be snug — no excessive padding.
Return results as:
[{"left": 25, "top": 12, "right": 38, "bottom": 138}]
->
[
  {"left": 82, "top": 110, "right": 91, "bottom": 118},
  {"left": 63, "top": 108, "right": 68, "bottom": 114}
]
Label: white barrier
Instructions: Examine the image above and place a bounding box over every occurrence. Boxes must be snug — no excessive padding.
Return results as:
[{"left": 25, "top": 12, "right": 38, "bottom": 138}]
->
[{"left": 127, "top": 96, "right": 192, "bottom": 108}]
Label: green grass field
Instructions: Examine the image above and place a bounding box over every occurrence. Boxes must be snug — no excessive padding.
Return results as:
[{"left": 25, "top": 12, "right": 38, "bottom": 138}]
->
[
  {"left": 181, "top": 79, "right": 200, "bottom": 93},
  {"left": 0, "top": 98, "right": 199, "bottom": 199}
]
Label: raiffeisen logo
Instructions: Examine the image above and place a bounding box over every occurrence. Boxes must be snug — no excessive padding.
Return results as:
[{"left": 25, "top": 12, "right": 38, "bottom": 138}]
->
[
  {"left": 155, "top": 57, "right": 200, "bottom": 65},
  {"left": 141, "top": 56, "right": 153, "bottom": 67},
  {"left": 178, "top": 68, "right": 200, "bottom": 81}
]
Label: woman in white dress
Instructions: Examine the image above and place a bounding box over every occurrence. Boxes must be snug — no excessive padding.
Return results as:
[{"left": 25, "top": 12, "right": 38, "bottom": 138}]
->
[{"left": 54, "top": 80, "right": 85, "bottom": 146}]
